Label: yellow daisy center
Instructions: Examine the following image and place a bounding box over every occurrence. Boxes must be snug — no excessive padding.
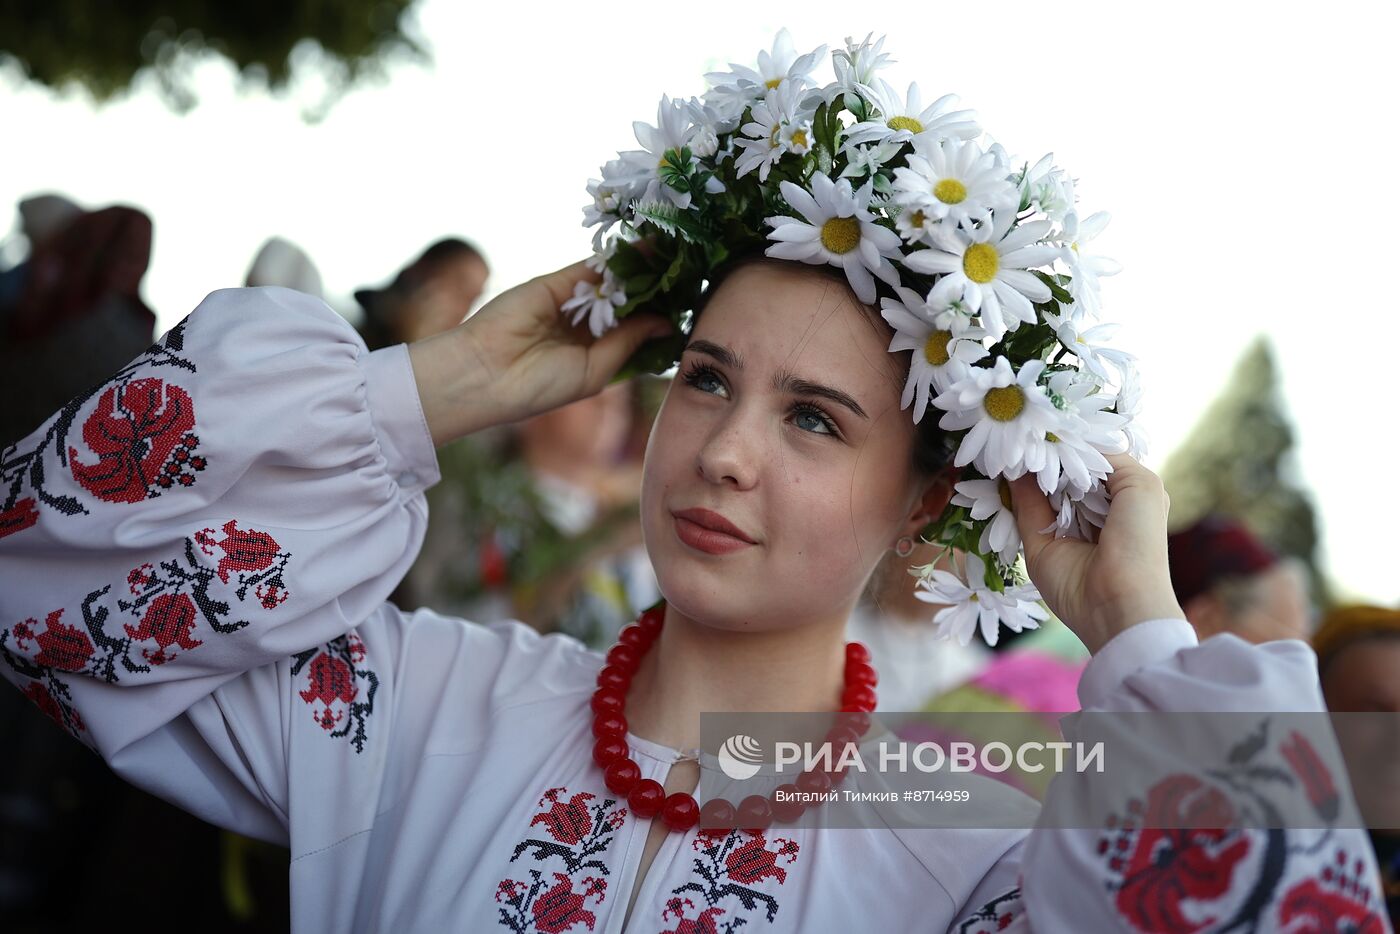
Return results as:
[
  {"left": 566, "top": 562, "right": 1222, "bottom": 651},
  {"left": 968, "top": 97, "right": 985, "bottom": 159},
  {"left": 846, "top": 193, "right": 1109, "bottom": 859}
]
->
[
  {"left": 907, "top": 209, "right": 928, "bottom": 229},
  {"left": 887, "top": 115, "right": 924, "bottom": 134},
  {"left": 1046, "top": 431, "right": 1061, "bottom": 443},
  {"left": 983, "top": 385, "right": 1025, "bottom": 422},
  {"left": 765, "top": 77, "right": 783, "bottom": 90},
  {"left": 789, "top": 128, "right": 809, "bottom": 148},
  {"left": 963, "top": 242, "right": 1000, "bottom": 284},
  {"left": 997, "top": 478, "right": 1013, "bottom": 511},
  {"left": 924, "top": 330, "right": 953, "bottom": 366},
  {"left": 820, "top": 216, "right": 862, "bottom": 254},
  {"left": 969, "top": 593, "right": 980, "bottom": 603},
  {"left": 934, "top": 179, "right": 968, "bottom": 204}
]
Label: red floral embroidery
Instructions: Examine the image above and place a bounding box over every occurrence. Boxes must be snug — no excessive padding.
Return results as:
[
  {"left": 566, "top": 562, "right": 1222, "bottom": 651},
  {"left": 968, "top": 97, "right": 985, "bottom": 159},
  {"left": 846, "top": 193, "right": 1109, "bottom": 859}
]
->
[
  {"left": 1281, "top": 730, "right": 1341, "bottom": 822},
  {"left": 531, "top": 789, "right": 604, "bottom": 847},
  {"left": 660, "top": 898, "right": 727, "bottom": 934},
  {"left": 1278, "top": 852, "right": 1387, "bottom": 933},
  {"left": 662, "top": 829, "right": 801, "bottom": 930},
  {"left": 0, "top": 497, "right": 39, "bottom": 540},
  {"left": 24, "top": 681, "right": 83, "bottom": 733},
  {"left": 531, "top": 873, "right": 606, "bottom": 933},
  {"left": 14, "top": 609, "right": 96, "bottom": 672},
  {"left": 196, "top": 519, "right": 282, "bottom": 585},
  {"left": 299, "top": 653, "right": 358, "bottom": 729},
  {"left": 1103, "top": 775, "right": 1250, "bottom": 933},
  {"left": 496, "top": 786, "right": 629, "bottom": 933},
  {"left": 2, "top": 519, "right": 290, "bottom": 745},
  {"left": 292, "top": 632, "right": 377, "bottom": 753},
  {"left": 123, "top": 592, "right": 202, "bottom": 665},
  {"left": 68, "top": 378, "right": 202, "bottom": 503}
]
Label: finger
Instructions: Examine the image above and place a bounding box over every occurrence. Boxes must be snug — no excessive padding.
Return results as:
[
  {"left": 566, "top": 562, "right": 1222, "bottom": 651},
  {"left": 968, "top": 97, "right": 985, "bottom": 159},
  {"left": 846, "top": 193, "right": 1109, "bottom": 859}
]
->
[
  {"left": 581, "top": 313, "right": 673, "bottom": 392},
  {"left": 1008, "top": 474, "right": 1058, "bottom": 562},
  {"left": 531, "top": 259, "right": 604, "bottom": 310}
]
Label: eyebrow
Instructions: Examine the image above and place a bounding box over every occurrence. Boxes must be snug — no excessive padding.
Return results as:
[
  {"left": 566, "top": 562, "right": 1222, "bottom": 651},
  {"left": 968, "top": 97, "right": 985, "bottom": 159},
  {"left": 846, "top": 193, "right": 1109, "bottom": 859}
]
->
[{"left": 685, "top": 339, "right": 870, "bottom": 421}]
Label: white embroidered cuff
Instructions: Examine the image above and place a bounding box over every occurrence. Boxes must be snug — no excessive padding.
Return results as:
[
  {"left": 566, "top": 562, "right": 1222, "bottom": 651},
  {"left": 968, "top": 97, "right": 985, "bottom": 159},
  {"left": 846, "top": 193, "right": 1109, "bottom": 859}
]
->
[
  {"left": 364, "top": 343, "right": 441, "bottom": 495},
  {"left": 1077, "top": 618, "right": 1198, "bottom": 710}
]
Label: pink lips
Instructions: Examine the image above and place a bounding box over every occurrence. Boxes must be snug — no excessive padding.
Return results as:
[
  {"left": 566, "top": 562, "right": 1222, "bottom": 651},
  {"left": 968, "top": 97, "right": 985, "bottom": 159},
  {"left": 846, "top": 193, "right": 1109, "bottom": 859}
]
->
[{"left": 671, "top": 508, "right": 756, "bottom": 555}]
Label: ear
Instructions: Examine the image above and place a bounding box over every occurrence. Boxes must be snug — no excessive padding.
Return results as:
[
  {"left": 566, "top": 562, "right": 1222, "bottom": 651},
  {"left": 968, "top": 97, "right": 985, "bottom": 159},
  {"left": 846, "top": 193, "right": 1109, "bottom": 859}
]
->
[{"left": 899, "top": 464, "right": 959, "bottom": 540}]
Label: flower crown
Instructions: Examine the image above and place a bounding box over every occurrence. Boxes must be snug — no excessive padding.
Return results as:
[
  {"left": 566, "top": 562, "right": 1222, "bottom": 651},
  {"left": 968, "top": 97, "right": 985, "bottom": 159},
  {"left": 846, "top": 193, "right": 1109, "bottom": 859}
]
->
[{"left": 564, "top": 30, "right": 1145, "bottom": 647}]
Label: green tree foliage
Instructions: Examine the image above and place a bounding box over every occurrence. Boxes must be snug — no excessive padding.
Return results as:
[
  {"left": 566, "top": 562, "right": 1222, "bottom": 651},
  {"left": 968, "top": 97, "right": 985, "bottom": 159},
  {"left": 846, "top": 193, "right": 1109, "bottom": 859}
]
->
[{"left": 0, "top": 0, "right": 422, "bottom": 116}]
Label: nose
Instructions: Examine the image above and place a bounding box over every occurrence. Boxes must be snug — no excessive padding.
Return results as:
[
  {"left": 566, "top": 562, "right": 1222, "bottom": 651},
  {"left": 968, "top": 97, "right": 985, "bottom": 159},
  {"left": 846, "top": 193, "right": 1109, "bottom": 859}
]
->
[{"left": 696, "top": 412, "right": 760, "bottom": 490}]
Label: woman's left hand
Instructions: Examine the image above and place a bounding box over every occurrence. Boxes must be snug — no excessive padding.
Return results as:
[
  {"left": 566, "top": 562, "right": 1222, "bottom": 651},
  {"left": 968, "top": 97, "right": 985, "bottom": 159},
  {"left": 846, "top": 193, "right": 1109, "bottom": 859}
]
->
[{"left": 1009, "top": 453, "right": 1186, "bottom": 654}]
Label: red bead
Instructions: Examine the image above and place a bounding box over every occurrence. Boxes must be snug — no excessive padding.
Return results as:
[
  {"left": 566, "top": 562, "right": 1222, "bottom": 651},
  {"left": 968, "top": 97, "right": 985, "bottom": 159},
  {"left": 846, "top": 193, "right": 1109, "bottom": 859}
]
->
[
  {"left": 605, "top": 644, "right": 640, "bottom": 674},
  {"left": 592, "top": 713, "right": 628, "bottom": 739},
  {"left": 841, "top": 685, "right": 878, "bottom": 712},
  {"left": 737, "top": 794, "right": 773, "bottom": 831},
  {"left": 590, "top": 688, "right": 626, "bottom": 717},
  {"left": 824, "top": 723, "right": 862, "bottom": 754},
  {"left": 628, "top": 779, "right": 666, "bottom": 818},
  {"left": 845, "top": 642, "right": 871, "bottom": 665},
  {"left": 592, "top": 736, "right": 629, "bottom": 768},
  {"left": 698, "top": 797, "right": 738, "bottom": 830},
  {"left": 845, "top": 660, "right": 878, "bottom": 689},
  {"left": 827, "top": 766, "right": 849, "bottom": 788},
  {"left": 604, "top": 759, "right": 641, "bottom": 795},
  {"left": 597, "top": 665, "right": 632, "bottom": 691},
  {"left": 637, "top": 604, "right": 665, "bottom": 635},
  {"left": 833, "top": 710, "right": 871, "bottom": 737},
  {"left": 618, "top": 625, "right": 651, "bottom": 650},
  {"left": 661, "top": 793, "right": 700, "bottom": 831},
  {"left": 771, "top": 784, "right": 805, "bottom": 823},
  {"left": 796, "top": 769, "right": 832, "bottom": 795}
]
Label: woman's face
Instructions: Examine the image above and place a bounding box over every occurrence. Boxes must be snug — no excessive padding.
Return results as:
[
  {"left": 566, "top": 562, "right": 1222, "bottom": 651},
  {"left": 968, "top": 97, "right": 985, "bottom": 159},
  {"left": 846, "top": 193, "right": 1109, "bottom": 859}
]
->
[{"left": 640, "top": 262, "right": 932, "bottom": 632}]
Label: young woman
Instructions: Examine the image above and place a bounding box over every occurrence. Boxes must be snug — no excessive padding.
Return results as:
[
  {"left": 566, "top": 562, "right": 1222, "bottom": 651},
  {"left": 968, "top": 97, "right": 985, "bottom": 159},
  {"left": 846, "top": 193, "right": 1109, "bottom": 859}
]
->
[{"left": 0, "top": 253, "right": 1386, "bottom": 932}]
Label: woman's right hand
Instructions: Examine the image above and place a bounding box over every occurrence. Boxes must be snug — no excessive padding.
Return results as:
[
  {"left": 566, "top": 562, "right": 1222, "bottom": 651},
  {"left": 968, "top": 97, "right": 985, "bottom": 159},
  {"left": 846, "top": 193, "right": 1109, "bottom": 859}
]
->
[{"left": 408, "top": 260, "right": 671, "bottom": 446}]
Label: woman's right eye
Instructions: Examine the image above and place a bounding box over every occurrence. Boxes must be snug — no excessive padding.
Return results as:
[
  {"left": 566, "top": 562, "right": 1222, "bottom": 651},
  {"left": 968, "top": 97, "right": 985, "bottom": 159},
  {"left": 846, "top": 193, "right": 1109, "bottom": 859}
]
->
[{"left": 681, "top": 362, "right": 728, "bottom": 398}]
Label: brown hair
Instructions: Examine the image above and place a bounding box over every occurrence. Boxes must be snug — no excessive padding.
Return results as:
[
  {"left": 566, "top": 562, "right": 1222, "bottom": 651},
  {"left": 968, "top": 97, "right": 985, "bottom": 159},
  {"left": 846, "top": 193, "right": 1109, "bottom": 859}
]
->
[{"left": 689, "top": 253, "right": 954, "bottom": 479}]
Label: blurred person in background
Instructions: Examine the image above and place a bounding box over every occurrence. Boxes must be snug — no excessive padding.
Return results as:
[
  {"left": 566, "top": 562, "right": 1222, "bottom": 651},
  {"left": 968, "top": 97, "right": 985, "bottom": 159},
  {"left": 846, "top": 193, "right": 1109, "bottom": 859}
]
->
[
  {"left": 1314, "top": 605, "right": 1400, "bottom": 924},
  {"left": 405, "top": 381, "right": 661, "bottom": 648},
  {"left": 1167, "top": 514, "right": 1313, "bottom": 644},
  {"left": 0, "top": 193, "right": 156, "bottom": 448},
  {"left": 354, "top": 236, "right": 488, "bottom": 350}
]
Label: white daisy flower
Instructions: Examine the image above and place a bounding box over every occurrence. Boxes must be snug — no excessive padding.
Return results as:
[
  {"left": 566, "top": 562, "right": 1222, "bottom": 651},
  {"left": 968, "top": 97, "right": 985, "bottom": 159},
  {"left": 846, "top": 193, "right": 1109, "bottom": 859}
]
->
[
  {"left": 1018, "top": 153, "right": 1076, "bottom": 222},
  {"left": 892, "top": 137, "right": 1018, "bottom": 233},
  {"left": 704, "top": 28, "right": 828, "bottom": 114},
  {"left": 1059, "top": 211, "right": 1121, "bottom": 317},
  {"left": 879, "top": 286, "right": 988, "bottom": 423},
  {"left": 952, "top": 478, "right": 1022, "bottom": 564},
  {"left": 763, "top": 174, "right": 903, "bottom": 305},
  {"left": 1045, "top": 474, "right": 1111, "bottom": 541},
  {"left": 1045, "top": 309, "right": 1135, "bottom": 384},
  {"left": 839, "top": 140, "right": 905, "bottom": 181},
  {"left": 619, "top": 95, "right": 722, "bottom": 211},
  {"left": 905, "top": 210, "right": 1061, "bottom": 341},
  {"left": 933, "top": 357, "right": 1060, "bottom": 479},
  {"left": 832, "top": 33, "right": 895, "bottom": 96},
  {"left": 561, "top": 265, "right": 626, "bottom": 338},
  {"left": 734, "top": 82, "right": 814, "bottom": 181},
  {"left": 914, "top": 553, "right": 1046, "bottom": 647},
  {"left": 842, "top": 79, "right": 979, "bottom": 150},
  {"left": 582, "top": 158, "right": 643, "bottom": 248},
  {"left": 1113, "top": 361, "right": 1149, "bottom": 459}
]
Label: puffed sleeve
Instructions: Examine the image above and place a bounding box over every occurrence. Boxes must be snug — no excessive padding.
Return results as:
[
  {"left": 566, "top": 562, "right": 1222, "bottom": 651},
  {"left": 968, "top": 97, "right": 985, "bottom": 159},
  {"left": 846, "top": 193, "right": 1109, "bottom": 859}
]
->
[
  {"left": 945, "top": 621, "right": 1393, "bottom": 933},
  {"left": 0, "top": 286, "right": 441, "bottom": 845}
]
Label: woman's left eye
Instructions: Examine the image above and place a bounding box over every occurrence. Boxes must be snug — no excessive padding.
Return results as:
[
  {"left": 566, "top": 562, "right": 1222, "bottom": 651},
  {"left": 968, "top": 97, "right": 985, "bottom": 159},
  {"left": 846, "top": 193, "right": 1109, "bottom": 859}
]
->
[{"left": 791, "top": 403, "right": 838, "bottom": 436}]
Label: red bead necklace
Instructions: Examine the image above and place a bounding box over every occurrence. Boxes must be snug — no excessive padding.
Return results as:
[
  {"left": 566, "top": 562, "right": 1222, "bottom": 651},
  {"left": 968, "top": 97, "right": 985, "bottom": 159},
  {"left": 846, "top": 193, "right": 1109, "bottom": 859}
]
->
[{"left": 588, "top": 603, "right": 879, "bottom": 833}]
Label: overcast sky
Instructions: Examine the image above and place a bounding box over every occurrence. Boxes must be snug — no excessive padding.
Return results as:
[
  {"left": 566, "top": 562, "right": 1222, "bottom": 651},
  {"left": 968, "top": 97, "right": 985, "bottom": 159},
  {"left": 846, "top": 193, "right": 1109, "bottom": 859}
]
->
[{"left": 3, "top": 0, "right": 1396, "bottom": 602}]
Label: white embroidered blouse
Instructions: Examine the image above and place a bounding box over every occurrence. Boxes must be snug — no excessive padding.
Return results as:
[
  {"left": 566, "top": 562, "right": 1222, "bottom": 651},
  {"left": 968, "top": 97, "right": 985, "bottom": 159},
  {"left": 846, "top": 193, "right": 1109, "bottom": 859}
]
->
[{"left": 0, "top": 287, "right": 1389, "bottom": 934}]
